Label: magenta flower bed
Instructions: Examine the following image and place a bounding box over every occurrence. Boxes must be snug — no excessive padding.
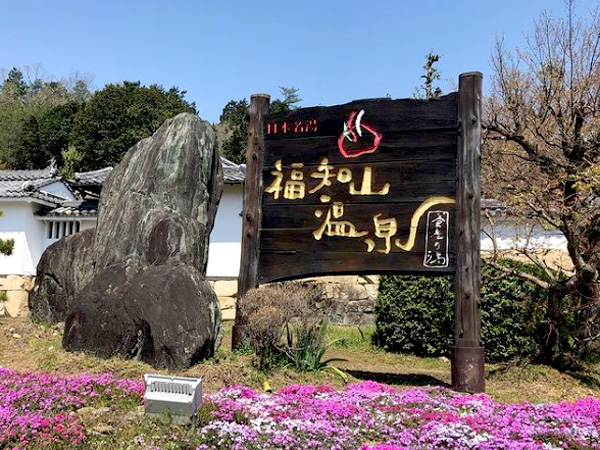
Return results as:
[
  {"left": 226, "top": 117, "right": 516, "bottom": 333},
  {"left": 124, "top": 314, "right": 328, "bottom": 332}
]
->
[
  {"left": 198, "top": 381, "right": 600, "bottom": 450},
  {"left": 0, "top": 368, "right": 143, "bottom": 449},
  {"left": 1, "top": 369, "right": 599, "bottom": 449}
]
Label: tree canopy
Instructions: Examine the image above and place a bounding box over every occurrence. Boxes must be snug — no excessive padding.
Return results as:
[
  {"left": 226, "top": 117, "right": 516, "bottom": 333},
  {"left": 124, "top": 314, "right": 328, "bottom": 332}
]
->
[
  {"left": 70, "top": 81, "right": 196, "bottom": 171},
  {"left": 483, "top": 0, "right": 600, "bottom": 364},
  {"left": 0, "top": 68, "right": 194, "bottom": 172},
  {"left": 218, "top": 87, "right": 301, "bottom": 164},
  {"left": 0, "top": 68, "right": 91, "bottom": 169},
  {"left": 415, "top": 52, "right": 442, "bottom": 99}
]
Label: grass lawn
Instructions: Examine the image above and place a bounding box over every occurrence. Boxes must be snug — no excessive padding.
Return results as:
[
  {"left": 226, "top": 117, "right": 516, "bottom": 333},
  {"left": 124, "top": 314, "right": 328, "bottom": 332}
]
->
[
  {"left": 0, "top": 318, "right": 599, "bottom": 449},
  {"left": 1, "top": 318, "right": 599, "bottom": 403}
]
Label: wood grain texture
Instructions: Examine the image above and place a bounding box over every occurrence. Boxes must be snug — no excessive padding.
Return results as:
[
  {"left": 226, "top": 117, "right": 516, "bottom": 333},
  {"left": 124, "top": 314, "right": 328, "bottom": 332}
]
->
[
  {"left": 263, "top": 132, "right": 458, "bottom": 166},
  {"left": 455, "top": 73, "right": 482, "bottom": 348},
  {"left": 264, "top": 94, "right": 459, "bottom": 140},
  {"left": 261, "top": 203, "right": 455, "bottom": 233},
  {"left": 257, "top": 93, "right": 459, "bottom": 283},
  {"left": 234, "top": 94, "right": 269, "bottom": 349},
  {"left": 258, "top": 251, "right": 456, "bottom": 284},
  {"left": 453, "top": 72, "right": 484, "bottom": 393}
]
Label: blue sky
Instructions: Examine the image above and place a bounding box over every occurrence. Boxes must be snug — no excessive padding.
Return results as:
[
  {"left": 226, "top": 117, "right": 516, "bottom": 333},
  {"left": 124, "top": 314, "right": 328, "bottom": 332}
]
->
[{"left": 0, "top": 0, "right": 577, "bottom": 123}]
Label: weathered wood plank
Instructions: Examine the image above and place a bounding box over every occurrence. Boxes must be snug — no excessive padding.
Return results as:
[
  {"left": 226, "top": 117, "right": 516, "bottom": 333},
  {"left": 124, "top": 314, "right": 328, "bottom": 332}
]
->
[
  {"left": 261, "top": 202, "right": 456, "bottom": 231},
  {"left": 258, "top": 251, "right": 456, "bottom": 283},
  {"left": 263, "top": 132, "right": 458, "bottom": 166},
  {"left": 261, "top": 159, "right": 456, "bottom": 205},
  {"left": 264, "top": 93, "right": 459, "bottom": 141},
  {"left": 259, "top": 228, "right": 454, "bottom": 253}
]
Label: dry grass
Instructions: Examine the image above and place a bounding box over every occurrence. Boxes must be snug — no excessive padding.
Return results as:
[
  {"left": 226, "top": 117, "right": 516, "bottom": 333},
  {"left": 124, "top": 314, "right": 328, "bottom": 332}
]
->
[{"left": 0, "top": 318, "right": 599, "bottom": 403}]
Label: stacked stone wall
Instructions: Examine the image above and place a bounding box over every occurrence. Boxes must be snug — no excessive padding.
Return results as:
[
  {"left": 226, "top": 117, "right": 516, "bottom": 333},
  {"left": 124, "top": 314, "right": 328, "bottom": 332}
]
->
[{"left": 0, "top": 276, "right": 34, "bottom": 317}]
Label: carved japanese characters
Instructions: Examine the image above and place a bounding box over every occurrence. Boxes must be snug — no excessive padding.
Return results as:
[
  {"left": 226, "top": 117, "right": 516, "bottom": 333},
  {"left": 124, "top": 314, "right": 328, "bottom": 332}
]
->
[{"left": 256, "top": 95, "right": 459, "bottom": 282}]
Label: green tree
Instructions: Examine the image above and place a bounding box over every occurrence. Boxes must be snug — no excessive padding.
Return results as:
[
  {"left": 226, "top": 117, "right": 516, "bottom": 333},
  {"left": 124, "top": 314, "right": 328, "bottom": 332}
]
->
[
  {"left": 69, "top": 81, "right": 196, "bottom": 170},
  {"left": 269, "top": 86, "right": 301, "bottom": 114},
  {"left": 415, "top": 52, "right": 442, "bottom": 99},
  {"left": 0, "top": 210, "right": 14, "bottom": 256},
  {"left": 218, "top": 87, "right": 301, "bottom": 164},
  {"left": 70, "top": 79, "right": 91, "bottom": 103},
  {"left": 14, "top": 101, "right": 82, "bottom": 169},
  {"left": 219, "top": 99, "right": 249, "bottom": 164},
  {"left": 1, "top": 68, "right": 27, "bottom": 99},
  {"left": 0, "top": 67, "right": 90, "bottom": 169}
]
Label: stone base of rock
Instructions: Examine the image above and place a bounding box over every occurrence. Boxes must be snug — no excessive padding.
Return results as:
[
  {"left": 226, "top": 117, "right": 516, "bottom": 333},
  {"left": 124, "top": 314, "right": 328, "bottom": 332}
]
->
[{"left": 0, "top": 275, "right": 35, "bottom": 318}]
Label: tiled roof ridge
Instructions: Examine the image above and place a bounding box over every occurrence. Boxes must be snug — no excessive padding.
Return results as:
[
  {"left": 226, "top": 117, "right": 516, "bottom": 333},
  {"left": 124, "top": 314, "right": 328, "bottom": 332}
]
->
[{"left": 0, "top": 166, "right": 59, "bottom": 182}]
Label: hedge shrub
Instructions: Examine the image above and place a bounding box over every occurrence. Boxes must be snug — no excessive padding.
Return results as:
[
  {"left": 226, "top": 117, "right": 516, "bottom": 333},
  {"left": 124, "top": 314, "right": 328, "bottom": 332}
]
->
[{"left": 372, "top": 261, "right": 548, "bottom": 362}]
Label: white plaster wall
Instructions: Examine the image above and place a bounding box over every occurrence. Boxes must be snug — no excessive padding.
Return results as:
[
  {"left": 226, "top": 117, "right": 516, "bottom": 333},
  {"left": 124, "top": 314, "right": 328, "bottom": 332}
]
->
[
  {"left": 207, "top": 184, "right": 243, "bottom": 277},
  {"left": 39, "top": 181, "right": 76, "bottom": 200},
  {"left": 80, "top": 220, "right": 96, "bottom": 231},
  {"left": 0, "top": 201, "right": 47, "bottom": 275},
  {"left": 481, "top": 219, "right": 567, "bottom": 251}
]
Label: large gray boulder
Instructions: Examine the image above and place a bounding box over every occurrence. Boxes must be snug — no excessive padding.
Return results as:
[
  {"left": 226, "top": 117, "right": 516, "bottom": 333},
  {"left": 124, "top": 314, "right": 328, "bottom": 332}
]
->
[
  {"left": 64, "top": 263, "right": 220, "bottom": 368},
  {"left": 37, "top": 112, "right": 224, "bottom": 369},
  {"left": 29, "top": 229, "right": 95, "bottom": 323},
  {"left": 94, "top": 113, "right": 222, "bottom": 271}
]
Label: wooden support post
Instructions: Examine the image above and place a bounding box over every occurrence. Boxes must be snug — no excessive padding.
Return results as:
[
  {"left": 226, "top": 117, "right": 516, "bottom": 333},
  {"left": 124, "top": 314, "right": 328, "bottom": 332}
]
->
[
  {"left": 452, "top": 72, "right": 485, "bottom": 393},
  {"left": 232, "top": 93, "right": 270, "bottom": 350}
]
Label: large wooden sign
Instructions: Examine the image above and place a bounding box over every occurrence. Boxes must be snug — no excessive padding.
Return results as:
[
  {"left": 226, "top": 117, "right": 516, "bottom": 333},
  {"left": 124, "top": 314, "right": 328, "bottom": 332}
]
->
[
  {"left": 236, "top": 73, "right": 484, "bottom": 394},
  {"left": 259, "top": 95, "right": 458, "bottom": 283}
]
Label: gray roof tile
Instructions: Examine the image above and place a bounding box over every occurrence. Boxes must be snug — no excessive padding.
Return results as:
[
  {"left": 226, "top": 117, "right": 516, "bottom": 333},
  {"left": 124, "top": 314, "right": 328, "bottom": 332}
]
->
[
  {"left": 71, "top": 167, "right": 113, "bottom": 186},
  {"left": 0, "top": 166, "right": 65, "bottom": 205},
  {"left": 221, "top": 157, "right": 245, "bottom": 184},
  {"left": 40, "top": 200, "right": 98, "bottom": 218}
]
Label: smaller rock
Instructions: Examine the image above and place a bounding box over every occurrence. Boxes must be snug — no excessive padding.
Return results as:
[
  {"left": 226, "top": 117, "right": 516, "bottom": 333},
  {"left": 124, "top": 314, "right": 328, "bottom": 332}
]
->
[
  {"left": 77, "top": 406, "right": 111, "bottom": 418},
  {"left": 12, "top": 333, "right": 21, "bottom": 339},
  {"left": 124, "top": 405, "right": 145, "bottom": 423},
  {"left": 76, "top": 406, "right": 93, "bottom": 417},
  {"left": 93, "top": 424, "right": 114, "bottom": 434},
  {"left": 48, "top": 346, "right": 55, "bottom": 351}
]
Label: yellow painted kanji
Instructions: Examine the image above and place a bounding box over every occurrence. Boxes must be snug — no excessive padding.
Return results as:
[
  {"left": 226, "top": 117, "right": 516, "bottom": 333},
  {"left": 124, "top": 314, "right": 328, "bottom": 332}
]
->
[
  {"left": 264, "top": 160, "right": 284, "bottom": 199},
  {"left": 369, "top": 213, "right": 398, "bottom": 254},
  {"left": 309, "top": 158, "right": 335, "bottom": 194},
  {"left": 313, "top": 202, "right": 368, "bottom": 240},
  {"left": 336, "top": 167, "right": 353, "bottom": 183},
  {"left": 395, "top": 196, "right": 455, "bottom": 251},
  {"left": 349, "top": 166, "right": 390, "bottom": 196},
  {"left": 283, "top": 163, "right": 306, "bottom": 199}
]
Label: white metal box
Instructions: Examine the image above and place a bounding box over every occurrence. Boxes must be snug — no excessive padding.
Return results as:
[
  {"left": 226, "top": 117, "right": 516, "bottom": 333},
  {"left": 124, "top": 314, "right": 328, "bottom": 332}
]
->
[{"left": 143, "top": 374, "right": 202, "bottom": 423}]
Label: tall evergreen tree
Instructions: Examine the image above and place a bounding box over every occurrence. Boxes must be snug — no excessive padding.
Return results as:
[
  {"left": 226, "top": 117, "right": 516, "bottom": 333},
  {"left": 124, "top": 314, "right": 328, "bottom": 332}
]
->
[
  {"left": 1, "top": 68, "right": 27, "bottom": 99},
  {"left": 219, "top": 99, "right": 249, "bottom": 165},
  {"left": 69, "top": 81, "right": 196, "bottom": 170},
  {"left": 219, "top": 87, "right": 301, "bottom": 164},
  {"left": 415, "top": 53, "right": 442, "bottom": 99}
]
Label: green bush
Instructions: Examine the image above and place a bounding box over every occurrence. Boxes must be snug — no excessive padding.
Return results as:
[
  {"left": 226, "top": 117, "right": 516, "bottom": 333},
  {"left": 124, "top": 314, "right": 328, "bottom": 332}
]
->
[{"left": 372, "top": 261, "right": 548, "bottom": 362}]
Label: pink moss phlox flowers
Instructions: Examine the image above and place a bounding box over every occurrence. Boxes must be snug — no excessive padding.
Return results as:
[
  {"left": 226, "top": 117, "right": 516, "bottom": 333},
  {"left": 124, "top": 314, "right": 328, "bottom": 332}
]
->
[
  {"left": 0, "top": 368, "right": 143, "bottom": 449},
  {"left": 199, "top": 380, "right": 600, "bottom": 450}
]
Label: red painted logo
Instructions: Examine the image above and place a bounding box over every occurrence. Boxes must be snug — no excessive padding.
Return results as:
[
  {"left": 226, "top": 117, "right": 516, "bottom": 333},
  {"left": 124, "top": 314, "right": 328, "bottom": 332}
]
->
[{"left": 337, "top": 110, "right": 382, "bottom": 158}]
